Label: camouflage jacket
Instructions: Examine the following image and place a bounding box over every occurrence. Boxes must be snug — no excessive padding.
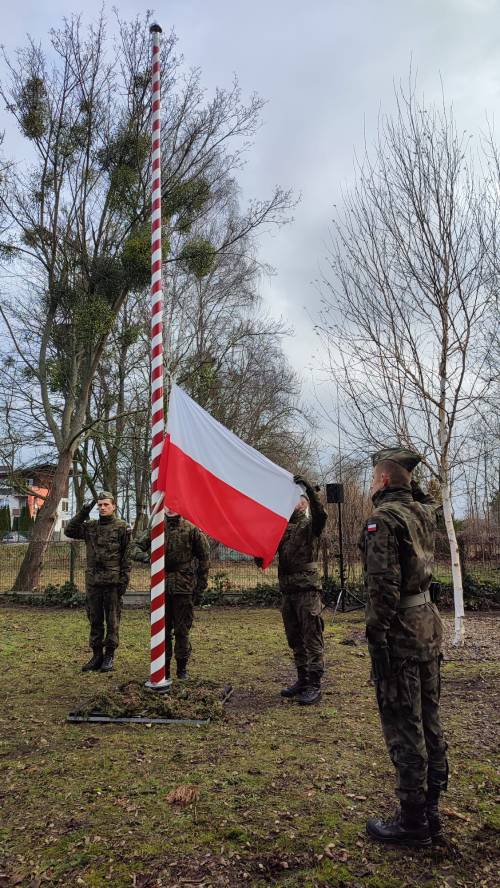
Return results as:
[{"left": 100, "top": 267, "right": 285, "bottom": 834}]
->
[
  {"left": 65, "top": 511, "right": 131, "bottom": 589},
  {"left": 278, "top": 487, "right": 328, "bottom": 593},
  {"left": 129, "top": 516, "right": 210, "bottom": 596},
  {"left": 359, "top": 485, "right": 443, "bottom": 661}
]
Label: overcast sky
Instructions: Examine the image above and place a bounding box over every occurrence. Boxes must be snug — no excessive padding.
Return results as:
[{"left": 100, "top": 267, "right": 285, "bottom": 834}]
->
[{"left": 1, "top": 0, "right": 499, "bottom": 461}]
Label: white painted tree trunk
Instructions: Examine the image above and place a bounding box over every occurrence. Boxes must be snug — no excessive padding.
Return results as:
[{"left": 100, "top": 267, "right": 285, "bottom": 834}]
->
[{"left": 441, "top": 480, "right": 465, "bottom": 645}]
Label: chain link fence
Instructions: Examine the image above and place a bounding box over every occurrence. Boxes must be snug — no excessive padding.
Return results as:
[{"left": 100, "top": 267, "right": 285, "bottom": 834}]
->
[{"left": 0, "top": 535, "right": 498, "bottom": 597}]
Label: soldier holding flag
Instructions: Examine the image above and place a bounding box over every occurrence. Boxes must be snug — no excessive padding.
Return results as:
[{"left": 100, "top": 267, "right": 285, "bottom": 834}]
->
[{"left": 272, "top": 476, "right": 328, "bottom": 706}]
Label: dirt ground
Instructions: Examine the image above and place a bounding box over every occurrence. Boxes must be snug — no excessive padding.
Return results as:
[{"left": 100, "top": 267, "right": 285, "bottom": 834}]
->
[{"left": 0, "top": 606, "right": 498, "bottom": 888}]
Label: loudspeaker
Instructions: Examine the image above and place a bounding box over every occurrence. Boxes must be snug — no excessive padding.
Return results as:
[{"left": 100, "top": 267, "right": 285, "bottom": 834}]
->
[{"left": 326, "top": 483, "right": 344, "bottom": 504}]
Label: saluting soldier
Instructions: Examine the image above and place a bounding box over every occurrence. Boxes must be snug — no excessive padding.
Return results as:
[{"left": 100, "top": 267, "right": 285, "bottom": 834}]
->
[
  {"left": 360, "top": 448, "right": 448, "bottom": 848},
  {"left": 129, "top": 509, "right": 210, "bottom": 680},
  {"left": 274, "top": 476, "right": 328, "bottom": 706},
  {"left": 65, "top": 491, "right": 131, "bottom": 673}
]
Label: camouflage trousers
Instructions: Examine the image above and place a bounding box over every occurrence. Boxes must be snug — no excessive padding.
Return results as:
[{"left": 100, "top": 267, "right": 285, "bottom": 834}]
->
[
  {"left": 86, "top": 584, "right": 122, "bottom": 653},
  {"left": 374, "top": 655, "right": 448, "bottom": 805},
  {"left": 281, "top": 589, "right": 325, "bottom": 677},
  {"left": 166, "top": 594, "right": 194, "bottom": 662}
]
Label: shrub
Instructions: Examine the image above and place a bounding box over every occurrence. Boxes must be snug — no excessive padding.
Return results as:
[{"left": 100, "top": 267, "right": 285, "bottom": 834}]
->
[
  {"left": 8, "top": 581, "right": 85, "bottom": 608},
  {"left": 200, "top": 580, "right": 280, "bottom": 607},
  {"left": 422, "top": 578, "right": 499, "bottom": 611},
  {"left": 239, "top": 583, "right": 281, "bottom": 607}
]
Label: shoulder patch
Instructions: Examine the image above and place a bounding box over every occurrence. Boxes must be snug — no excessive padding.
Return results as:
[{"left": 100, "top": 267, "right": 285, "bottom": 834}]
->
[{"left": 367, "top": 522, "right": 377, "bottom": 533}]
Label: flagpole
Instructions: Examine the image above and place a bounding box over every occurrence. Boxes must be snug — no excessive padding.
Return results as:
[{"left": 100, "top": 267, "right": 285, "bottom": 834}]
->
[{"left": 146, "top": 21, "right": 171, "bottom": 691}]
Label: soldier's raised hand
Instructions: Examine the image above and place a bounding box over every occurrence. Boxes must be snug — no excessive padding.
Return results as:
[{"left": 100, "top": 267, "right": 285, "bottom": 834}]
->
[
  {"left": 81, "top": 498, "right": 96, "bottom": 515},
  {"left": 293, "top": 474, "right": 309, "bottom": 489}
]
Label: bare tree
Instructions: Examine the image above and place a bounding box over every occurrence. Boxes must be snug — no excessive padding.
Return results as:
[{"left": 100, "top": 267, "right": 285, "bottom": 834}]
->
[
  {"left": 318, "top": 84, "right": 498, "bottom": 644},
  {"left": 80, "top": 239, "right": 313, "bottom": 517}
]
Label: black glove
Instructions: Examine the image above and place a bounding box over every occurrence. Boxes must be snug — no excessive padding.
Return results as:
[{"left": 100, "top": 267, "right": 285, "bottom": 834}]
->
[
  {"left": 370, "top": 646, "right": 392, "bottom": 681},
  {"left": 411, "top": 480, "right": 425, "bottom": 502},
  {"left": 293, "top": 474, "right": 310, "bottom": 489},
  {"left": 81, "top": 498, "right": 96, "bottom": 516}
]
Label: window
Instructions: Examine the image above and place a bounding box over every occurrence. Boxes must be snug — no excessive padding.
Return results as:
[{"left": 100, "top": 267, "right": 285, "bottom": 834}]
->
[{"left": 61, "top": 500, "right": 69, "bottom": 512}]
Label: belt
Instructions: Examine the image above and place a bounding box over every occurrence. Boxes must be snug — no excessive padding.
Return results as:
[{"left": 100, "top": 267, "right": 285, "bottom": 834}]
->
[
  {"left": 280, "top": 561, "right": 318, "bottom": 577},
  {"left": 399, "top": 590, "right": 432, "bottom": 609}
]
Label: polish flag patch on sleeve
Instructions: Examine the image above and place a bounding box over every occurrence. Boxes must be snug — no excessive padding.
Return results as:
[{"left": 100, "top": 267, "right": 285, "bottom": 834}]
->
[{"left": 367, "top": 522, "right": 377, "bottom": 532}]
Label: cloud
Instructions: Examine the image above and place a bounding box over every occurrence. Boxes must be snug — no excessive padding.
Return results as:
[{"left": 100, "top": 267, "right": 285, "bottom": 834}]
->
[{"left": 2, "top": 0, "right": 499, "bottom": 395}]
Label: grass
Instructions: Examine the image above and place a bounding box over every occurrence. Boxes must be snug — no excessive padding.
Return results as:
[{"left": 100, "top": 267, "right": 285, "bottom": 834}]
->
[{"left": 0, "top": 605, "right": 498, "bottom": 887}]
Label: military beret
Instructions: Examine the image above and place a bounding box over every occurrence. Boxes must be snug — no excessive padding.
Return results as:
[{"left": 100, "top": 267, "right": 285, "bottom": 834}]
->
[
  {"left": 371, "top": 447, "right": 421, "bottom": 472},
  {"left": 97, "top": 490, "right": 115, "bottom": 502}
]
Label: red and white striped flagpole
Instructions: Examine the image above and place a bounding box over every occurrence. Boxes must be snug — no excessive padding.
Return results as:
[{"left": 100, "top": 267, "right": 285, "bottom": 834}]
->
[{"left": 146, "top": 22, "right": 171, "bottom": 690}]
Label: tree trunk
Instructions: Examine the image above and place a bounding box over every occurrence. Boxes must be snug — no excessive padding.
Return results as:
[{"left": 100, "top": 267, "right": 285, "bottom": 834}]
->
[
  {"left": 441, "top": 479, "right": 465, "bottom": 645},
  {"left": 12, "top": 449, "right": 74, "bottom": 592},
  {"left": 133, "top": 501, "right": 147, "bottom": 536}
]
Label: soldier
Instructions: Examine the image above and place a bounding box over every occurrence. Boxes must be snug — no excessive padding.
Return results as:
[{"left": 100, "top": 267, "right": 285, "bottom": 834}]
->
[
  {"left": 360, "top": 448, "right": 448, "bottom": 849},
  {"left": 65, "top": 491, "right": 131, "bottom": 673},
  {"left": 274, "top": 475, "right": 327, "bottom": 705},
  {"left": 129, "top": 508, "right": 210, "bottom": 680}
]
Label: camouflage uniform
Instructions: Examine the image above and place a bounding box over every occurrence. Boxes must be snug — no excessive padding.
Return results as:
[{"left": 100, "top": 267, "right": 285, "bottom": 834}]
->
[
  {"left": 278, "top": 486, "right": 328, "bottom": 680},
  {"left": 360, "top": 451, "right": 448, "bottom": 809},
  {"left": 129, "top": 515, "right": 209, "bottom": 663},
  {"left": 65, "top": 509, "right": 131, "bottom": 656}
]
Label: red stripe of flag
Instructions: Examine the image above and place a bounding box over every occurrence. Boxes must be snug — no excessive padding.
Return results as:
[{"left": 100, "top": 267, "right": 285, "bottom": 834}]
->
[{"left": 158, "top": 438, "right": 287, "bottom": 568}]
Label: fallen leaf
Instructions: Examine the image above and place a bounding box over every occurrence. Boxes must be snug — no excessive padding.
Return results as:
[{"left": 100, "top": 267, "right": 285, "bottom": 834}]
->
[
  {"left": 166, "top": 785, "right": 200, "bottom": 806},
  {"left": 442, "top": 807, "right": 471, "bottom": 822}
]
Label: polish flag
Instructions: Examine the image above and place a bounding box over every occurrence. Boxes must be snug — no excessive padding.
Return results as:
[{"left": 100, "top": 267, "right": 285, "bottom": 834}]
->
[{"left": 157, "top": 384, "right": 303, "bottom": 567}]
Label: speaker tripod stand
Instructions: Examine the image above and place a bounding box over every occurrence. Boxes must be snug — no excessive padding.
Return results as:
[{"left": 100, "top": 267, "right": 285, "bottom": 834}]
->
[
  {"left": 332, "top": 580, "right": 365, "bottom": 616},
  {"left": 325, "top": 482, "right": 365, "bottom": 617}
]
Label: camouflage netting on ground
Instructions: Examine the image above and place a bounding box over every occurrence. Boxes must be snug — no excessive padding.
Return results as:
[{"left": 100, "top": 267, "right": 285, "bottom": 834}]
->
[{"left": 72, "top": 679, "right": 229, "bottom": 721}]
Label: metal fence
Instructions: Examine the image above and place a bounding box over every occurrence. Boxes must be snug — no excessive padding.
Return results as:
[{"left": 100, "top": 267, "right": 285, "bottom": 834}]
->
[{"left": 0, "top": 539, "right": 498, "bottom": 594}]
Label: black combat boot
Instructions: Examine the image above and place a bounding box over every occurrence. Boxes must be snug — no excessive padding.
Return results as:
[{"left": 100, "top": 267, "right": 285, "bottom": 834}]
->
[
  {"left": 100, "top": 650, "right": 114, "bottom": 672},
  {"left": 280, "top": 667, "right": 308, "bottom": 698},
  {"left": 426, "top": 787, "right": 444, "bottom": 844},
  {"left": 82, "top": 650, "right": 103, "bottom": 672},
  {"left": 176, "top": 658, "right": 188, "bottom": 679},
  {"left": 367, "top": 803, "right": 432, "bottom": 848},
  {"left": 297, "top": 672, "right": 322, "bottom": 706}
]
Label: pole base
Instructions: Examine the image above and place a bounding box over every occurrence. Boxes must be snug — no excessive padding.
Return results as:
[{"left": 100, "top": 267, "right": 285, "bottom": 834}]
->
[{"left": 145, "top": 678, "right": 172, "bottom": 693}]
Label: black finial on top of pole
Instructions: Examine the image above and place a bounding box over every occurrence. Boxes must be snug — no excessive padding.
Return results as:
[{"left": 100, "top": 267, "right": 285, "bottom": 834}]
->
[{"left": 150, "top": 22, "right": 162, "bottom": 34}]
